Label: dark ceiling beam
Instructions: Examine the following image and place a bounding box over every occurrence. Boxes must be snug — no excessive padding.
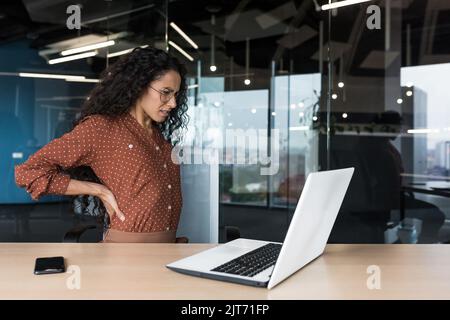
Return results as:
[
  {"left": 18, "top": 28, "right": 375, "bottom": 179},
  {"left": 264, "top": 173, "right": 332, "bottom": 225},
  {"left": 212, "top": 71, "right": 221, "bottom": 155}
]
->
[
  {"left": 224, "top": 0, "right": 252, "bottom": 40},
  {"left": 419, "top": 0, "right": 436, "bottom": 64},
  {"left": 271, "top": 0, "right": 314, "bottom": 63},
  {"left": 24, "top": 2, "right": 155, "bottom": 44},
  {"left": 344, "top": 2, "right": 372, "bottom": 73}
]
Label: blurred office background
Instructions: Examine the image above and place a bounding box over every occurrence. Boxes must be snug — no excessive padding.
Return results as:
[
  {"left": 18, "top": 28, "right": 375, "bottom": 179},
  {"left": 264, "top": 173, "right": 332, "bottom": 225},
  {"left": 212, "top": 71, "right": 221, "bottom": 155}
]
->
[{"left": 0, "top": 0, "right": 449, "bottom": 244}]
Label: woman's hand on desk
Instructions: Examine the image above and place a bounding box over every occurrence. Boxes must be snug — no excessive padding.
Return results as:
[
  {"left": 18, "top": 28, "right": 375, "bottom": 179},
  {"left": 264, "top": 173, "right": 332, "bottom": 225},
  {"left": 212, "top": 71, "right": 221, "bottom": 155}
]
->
[{"left": 97, "top": 185, "right": 126, "bottom": 222}]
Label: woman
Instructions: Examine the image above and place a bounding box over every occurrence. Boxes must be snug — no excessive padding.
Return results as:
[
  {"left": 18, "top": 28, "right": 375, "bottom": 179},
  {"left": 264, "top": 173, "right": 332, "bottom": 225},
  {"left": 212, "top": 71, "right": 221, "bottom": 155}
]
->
[{"left": 15, "top": 47, "right": 189, "bottom": 243}]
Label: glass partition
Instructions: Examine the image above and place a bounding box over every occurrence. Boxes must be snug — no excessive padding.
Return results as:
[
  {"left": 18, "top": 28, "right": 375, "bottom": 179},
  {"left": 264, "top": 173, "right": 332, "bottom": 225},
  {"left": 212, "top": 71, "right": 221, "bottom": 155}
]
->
[
  {"left": 1, "top": 0, "right": 449, "bottom": 244},
  {"left": 0, "top": 0, "right": 167, "bottom": 241},
  {"left": 327, "top": 0, "right": 450, "bottom": 244}
]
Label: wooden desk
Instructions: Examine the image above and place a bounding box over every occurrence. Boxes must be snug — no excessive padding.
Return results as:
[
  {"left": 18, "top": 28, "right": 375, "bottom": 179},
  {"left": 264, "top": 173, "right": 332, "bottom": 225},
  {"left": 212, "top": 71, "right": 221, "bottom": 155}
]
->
[{"left": 1, "top": 243, "right": 450, "bottom": 300}]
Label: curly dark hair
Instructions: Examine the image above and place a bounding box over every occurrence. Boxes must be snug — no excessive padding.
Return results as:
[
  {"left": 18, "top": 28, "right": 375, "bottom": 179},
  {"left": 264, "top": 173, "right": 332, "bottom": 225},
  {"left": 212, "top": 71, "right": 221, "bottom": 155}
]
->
[{"left": 65, "top": 46, "right": 189, "bottom": 228}]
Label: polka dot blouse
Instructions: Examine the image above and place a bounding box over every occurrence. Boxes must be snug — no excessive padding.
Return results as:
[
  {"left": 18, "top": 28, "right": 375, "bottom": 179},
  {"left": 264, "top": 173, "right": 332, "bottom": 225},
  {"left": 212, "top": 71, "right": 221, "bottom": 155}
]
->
[{"left": 14, "top": 112, "right": 182, "bottom": 233}]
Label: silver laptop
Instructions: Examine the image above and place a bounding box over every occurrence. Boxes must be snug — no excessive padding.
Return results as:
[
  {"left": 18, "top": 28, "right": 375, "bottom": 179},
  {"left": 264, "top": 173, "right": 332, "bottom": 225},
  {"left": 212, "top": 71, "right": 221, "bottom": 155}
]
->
[{"left": 166, "top": 167, "right": 354, "bottom": 289}]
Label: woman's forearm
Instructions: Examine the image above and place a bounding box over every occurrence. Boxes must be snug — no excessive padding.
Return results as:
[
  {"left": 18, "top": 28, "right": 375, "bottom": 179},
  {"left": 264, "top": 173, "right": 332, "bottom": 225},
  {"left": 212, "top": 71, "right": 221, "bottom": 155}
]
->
[{"left": 64, "top": 179, "right": 105, "bottom": 197}]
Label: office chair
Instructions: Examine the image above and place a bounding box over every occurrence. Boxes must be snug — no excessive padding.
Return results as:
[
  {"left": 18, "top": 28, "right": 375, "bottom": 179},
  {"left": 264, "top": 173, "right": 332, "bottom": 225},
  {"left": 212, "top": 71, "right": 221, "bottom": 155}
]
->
[
  {"left": 329, "top": 134, "right": 446, "bottom": 244},
  {"left": 328, "top": 135, "right": 388, "bottom": 243},
  {"left": 401, "top": 192, "right": 447, "bottom": 243},
  {"left": 63, "top": 223, "right": 99, "bottom": 242},
  {"left": 225, "top": 226, "right": 241, "bottom": 242}
]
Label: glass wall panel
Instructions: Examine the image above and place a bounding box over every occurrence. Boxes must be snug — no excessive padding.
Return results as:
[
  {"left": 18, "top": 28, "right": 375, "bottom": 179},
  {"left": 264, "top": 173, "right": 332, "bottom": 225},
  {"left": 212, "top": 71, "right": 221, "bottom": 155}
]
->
[
  {"left": 327, "top": 0, "right": 450, "bottom": 244},
  {"left": 0, "top": 0, "right": 167, "bottom": 241},
  {"left": 2, "top": 0, "right": 448, "bottom": 244}
]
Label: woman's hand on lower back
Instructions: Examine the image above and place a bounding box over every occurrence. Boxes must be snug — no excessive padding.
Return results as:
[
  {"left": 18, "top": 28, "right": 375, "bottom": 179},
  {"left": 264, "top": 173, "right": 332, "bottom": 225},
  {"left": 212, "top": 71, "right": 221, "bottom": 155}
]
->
[
  {"left": 97, "top": 186, "right": 126, "bottom": 222},
  {"left": 65, "top": 179, "right": 126, "bottom": 222}
]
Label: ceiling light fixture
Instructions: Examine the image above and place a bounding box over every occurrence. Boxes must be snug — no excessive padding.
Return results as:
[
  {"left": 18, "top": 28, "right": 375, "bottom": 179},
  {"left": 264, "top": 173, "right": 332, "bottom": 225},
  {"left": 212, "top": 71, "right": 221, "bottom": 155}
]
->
[
  {"left": 66, "top": 78, "right": 100, "bottom": 83},
  {"left": 107, "top": 48, "right": 133, "bottom": 58},
  {"left": 168, "top": 41, "right": 194, "bottom": 61},
  {"left": 107, "top": 45, "right": 149, "bottom": 58},
  {"left": 170, "top": 22, "right": 199, "bottom": 49},
  {"left": 289, "top": 126, "right": 309, "bottom": 131},
  {"left": 210, "top": 14, "right": 216, "bottom": 72},
  {"left": 19, "top": 72, "right": 86, "bottom": 80},
  {"left": 244, "top": 37, "right": 251, "bottom": 85},
  {"left": 338, "top": 54, "right": 345, "bottom": 90},
  {"left": 407, "top": 128, "right": 439, "bottom": 134},
  {"left": 322, "top": 0, "right": 372, "bottom": 11},
  {"left": 48, "top": 51, "right": 97, "bottom": 64},
  {"left": 61, "top": 40, "right": 115, "bottom": 56}
]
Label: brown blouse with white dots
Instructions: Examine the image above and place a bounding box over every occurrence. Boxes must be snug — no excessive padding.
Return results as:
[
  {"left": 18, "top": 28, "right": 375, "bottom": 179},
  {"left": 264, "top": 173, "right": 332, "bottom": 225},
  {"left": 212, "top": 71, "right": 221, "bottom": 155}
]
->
[{"left": 14, "top": 112, "right": 182, "bottom": 233}]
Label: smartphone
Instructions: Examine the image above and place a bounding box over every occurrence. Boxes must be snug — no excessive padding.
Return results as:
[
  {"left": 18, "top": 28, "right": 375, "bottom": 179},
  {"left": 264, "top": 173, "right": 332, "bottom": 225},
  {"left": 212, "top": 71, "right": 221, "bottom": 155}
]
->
[{"left": 34, "top": 256, "right": 66, "bottom": 275}]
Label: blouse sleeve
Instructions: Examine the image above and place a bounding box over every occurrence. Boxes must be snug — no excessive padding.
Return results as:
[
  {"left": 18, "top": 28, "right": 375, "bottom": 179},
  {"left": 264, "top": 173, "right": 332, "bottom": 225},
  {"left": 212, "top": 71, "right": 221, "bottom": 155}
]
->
[{"left": 14, "top": 115, "right": 108, "bottom": 200}]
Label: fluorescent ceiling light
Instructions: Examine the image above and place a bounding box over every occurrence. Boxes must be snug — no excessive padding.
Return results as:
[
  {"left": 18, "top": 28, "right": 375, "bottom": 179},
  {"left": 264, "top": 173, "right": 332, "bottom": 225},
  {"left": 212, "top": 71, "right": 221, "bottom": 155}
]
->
[
  {"left": 289, "top": 126, "right": 310, "bottom": 131},
  {"left": 407, "top": 129, "right": 440, "bottom": 134},
  {"left": 168, "top": 40, "right": 194, "bottom": 61},
  {"left": 49, "top": 51, "right": 97, "bottom": 65},
  {"left": 107, "top": 48, "right": 133, "bottom": 58},
  {"left": 19, "top": 72, "right": 86, "bottom": 80},
  {"left": 170, "top": 22, "right": 199, "bottom": 49},
  {"left": 187, "top": 84, "right": 199, "bottom": 89},
  {"left": 66, "top": 78, "right": 100, "bottom": 83},
  {"left": 39, "top": 33, "right": 128, "bottom": 57},
  {"left": 61, "top": 40, "right": 115, "bottom": 56},
  {"left": 321, "top": 0, "right": 372, "bottom": 11},
  {"left": 107, "top": 45, "right": 149, "bottom": 58}
]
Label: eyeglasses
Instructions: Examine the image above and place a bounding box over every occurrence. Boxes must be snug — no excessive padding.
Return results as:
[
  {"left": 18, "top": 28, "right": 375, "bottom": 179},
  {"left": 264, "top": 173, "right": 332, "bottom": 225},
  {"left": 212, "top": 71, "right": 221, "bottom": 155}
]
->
[{"left": 149, "top": 86, "right": 179, "bottom": 104}]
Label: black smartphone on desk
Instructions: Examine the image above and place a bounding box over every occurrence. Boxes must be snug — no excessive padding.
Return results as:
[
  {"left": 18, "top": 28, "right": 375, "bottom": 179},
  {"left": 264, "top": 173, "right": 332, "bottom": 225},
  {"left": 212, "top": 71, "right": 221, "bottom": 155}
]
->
[{"left": 34, "top": 256, "right": 66, "bottom": 275}]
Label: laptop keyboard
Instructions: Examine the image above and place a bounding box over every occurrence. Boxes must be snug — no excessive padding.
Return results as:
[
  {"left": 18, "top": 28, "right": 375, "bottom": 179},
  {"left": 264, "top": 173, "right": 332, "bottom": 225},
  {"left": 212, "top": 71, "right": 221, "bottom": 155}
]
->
[{"left": 211, "top": 243, "right": 282, "bottom": 277}]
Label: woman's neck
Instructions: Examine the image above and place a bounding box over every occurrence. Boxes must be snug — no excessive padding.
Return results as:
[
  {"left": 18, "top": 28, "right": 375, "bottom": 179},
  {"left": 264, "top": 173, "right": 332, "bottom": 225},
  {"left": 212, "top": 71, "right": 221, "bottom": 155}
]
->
[{"left": 129, "top": 108, "right": 154, "bottom": 132}]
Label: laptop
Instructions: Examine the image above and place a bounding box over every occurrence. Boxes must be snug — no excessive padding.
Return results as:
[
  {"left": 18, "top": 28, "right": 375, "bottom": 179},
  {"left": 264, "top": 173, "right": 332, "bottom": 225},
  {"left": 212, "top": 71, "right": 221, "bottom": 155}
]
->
[{"left": 166, "top": 167, "right": 354, "bottom": 289}]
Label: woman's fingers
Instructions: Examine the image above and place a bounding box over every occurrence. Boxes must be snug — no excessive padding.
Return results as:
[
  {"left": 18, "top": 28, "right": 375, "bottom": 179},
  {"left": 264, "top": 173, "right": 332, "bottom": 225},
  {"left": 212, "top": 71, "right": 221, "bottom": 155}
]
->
[
  {"left": 99, "top": 188, "right": 125, "bottom": 222},
  {"left": 114, "top": 207, "right": 126, "bottom": 221},
  {"left": 104, "top": 203, "right": 115, "bottom": 220},
  {"left": 109, "top": 196, "right": 125, "bottom": 222}
]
